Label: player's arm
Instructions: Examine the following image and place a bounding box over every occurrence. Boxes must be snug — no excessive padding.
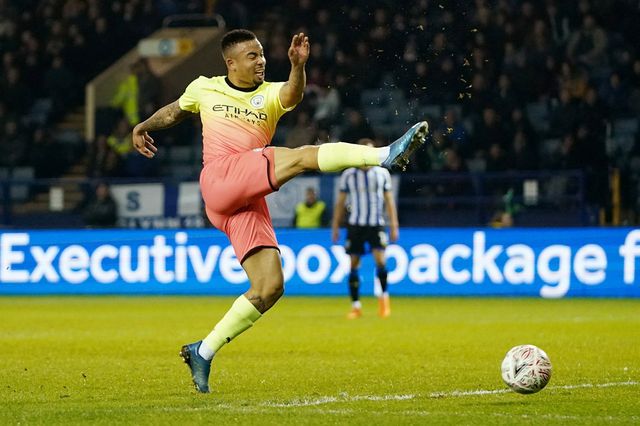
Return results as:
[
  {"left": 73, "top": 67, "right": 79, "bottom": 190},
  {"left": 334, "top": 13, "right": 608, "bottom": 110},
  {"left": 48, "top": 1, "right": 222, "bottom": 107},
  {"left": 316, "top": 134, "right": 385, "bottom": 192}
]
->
[
  {"left": 279, "top": 33, "right": 309, "bottom": 109},
  {"left": 132, "top": 100, "right": 193, "bottom": 158},
  {"left": 331, "top": 192, "right": 347, "bottom": 243},
  {"left": 384, "top": 190, "right": 399, "bottom": 242}
]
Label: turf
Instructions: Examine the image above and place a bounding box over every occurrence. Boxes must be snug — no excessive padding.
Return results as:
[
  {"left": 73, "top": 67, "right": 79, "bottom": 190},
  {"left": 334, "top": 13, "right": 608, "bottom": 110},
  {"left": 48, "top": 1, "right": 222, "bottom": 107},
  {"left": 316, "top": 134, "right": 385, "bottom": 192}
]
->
[{"left": 0, "top": 296, "right": 638, "bottom": 425}]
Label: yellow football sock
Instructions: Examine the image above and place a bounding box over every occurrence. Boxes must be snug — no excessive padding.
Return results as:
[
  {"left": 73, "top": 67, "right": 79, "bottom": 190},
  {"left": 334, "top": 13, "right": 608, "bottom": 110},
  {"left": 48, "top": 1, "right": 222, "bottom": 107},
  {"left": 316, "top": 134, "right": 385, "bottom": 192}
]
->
[
  {"left": 317, "top": 142, "right": 384, "bottom": 172},
  {"left": 201, "top": 295, "right": 262, "bottom": 356}
]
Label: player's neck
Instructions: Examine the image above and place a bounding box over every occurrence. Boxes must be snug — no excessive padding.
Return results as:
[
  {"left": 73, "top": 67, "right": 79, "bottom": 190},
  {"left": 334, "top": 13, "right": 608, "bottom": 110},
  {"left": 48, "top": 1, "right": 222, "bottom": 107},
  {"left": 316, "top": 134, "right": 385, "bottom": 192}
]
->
[{"left": 225, "top": 76, "right": 260, "bottom": 92}]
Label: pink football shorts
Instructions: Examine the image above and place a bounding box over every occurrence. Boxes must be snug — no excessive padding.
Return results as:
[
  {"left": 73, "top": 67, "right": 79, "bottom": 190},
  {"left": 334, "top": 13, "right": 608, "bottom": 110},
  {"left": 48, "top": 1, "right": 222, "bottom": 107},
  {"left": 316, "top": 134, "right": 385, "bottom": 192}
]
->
[{"left": 200, "top": 147, "right": 280, "bottom": 263}]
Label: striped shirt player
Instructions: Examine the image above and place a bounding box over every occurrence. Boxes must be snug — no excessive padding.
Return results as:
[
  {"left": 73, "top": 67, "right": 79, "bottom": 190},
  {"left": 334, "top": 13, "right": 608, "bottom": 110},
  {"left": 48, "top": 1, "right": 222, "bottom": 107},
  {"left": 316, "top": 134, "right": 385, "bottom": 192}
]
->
[{"left": 332, "top": 160, "right": 399, "bottom": 319}]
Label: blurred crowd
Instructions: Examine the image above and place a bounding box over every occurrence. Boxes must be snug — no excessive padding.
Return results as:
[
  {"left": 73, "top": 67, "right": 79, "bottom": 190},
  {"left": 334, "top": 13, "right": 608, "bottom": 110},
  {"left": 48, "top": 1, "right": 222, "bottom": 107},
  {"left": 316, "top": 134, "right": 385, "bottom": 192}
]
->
[
  {"left": 2, "top": 0, "right": 640, "bottom": 218},
  {"left": 257, "top": 0, "right": 640, "bottom": 216},
  {"left": 0, "top": 0, "right": 204, "bottom": 176}
]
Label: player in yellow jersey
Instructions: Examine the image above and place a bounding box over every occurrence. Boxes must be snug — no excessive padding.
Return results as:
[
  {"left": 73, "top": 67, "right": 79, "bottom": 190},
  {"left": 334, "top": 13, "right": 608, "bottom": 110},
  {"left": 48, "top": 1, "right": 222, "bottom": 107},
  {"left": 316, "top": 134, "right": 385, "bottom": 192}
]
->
[{"left": 132, "top": 29, "right": 428, "bottom": 393}]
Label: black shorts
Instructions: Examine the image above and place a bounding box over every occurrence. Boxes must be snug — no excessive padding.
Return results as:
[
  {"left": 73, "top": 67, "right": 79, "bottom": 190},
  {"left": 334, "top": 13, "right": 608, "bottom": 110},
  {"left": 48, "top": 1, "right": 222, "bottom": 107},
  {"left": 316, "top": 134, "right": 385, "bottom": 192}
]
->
[{"left": 345, "top": 225, "right": 388, "bottom": 255}]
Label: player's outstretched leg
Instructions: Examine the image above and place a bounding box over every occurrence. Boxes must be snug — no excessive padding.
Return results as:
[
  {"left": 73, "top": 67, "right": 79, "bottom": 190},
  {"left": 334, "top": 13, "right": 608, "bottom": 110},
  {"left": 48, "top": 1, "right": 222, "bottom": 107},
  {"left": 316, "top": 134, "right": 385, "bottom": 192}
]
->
[
  {"left": 273, "top": 121, "right": 428, "bottom": 186},
  {"left": 316, "top": 121, "right": 428, "bottom": 173},
  {"left": 180, "top": 341, "right": 213, "bottom": 393}
]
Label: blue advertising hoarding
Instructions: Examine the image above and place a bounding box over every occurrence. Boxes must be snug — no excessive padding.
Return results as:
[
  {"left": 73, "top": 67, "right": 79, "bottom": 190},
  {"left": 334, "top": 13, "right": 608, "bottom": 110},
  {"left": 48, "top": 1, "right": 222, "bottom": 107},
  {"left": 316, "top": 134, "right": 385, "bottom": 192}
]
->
[{"left": 0, "top": 228, "right": 639, "bottom": 297}]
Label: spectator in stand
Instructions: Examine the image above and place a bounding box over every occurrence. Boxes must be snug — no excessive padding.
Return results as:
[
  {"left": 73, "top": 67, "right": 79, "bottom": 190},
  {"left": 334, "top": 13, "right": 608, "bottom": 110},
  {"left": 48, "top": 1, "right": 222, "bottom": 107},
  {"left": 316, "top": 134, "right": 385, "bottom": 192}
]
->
[
  {"left": 510, "top": 129, "right": 538, "bottom": 171},
  {"left": 549, "top": 88, "right": 580, "bottom": 137},
  {"left": 285, "top": 111, "right": 317, "bottom": 149},
  {"left": 630, "top": 59, "right": 640, "bottom": 115},
  {"left": 436, "top": 147, "right": 472, "bottom": 208},
  {"left": 2, "top": 67, "right": 31, "bottom": 116},
  {"left": 106, "top": 118, "right": 133, "bottom": 175},
  {"left": 494, "top": 74, "right": 520, "bottom": 119},
  {"left": 29, "top": 127, "right": 65, "bottom": 178},
  {"left": 88, "top": 134, "right": 122, "bottom": 178},
  {"left": 473, "top": 107, "right": 508, "bottom": 157},
  {"left": 309, "top": 84, "right": 340, "bottom": 129},
  {"left": 579, "top": 86, "right": 608, "bottom": 140},
  {"left": 44, "top": 56, "right": 75, "bottom": 120},
  {"left": 111, "top": 61, "right": 142, "bottom": 126},
  {"left": 506, "top": 108, "right": 538, "bottom": 151},
  {"left": 293, "top": 187, "right": 326, "bottom": 228},
  {"left": 567, "top": 14, "right": 608, "bottom": 70},
  {"left": 599, "top": 71, "right": 630, "bottom": 117},
  {"left": 136, "top": 58, "right": 162, "bottom": 121},
  {"left": 558, "top": 61, "right": 588, "bottom": 100},
  {"left": 83, "top": 182, "right": 118, "bottom": 228},
  {"left": 0, "top": 119, "right": 28, "bottom": 168},
  {"left": 575, "top": 123, "right": 610, "bottom": 216},
  {"left": 340, "top": 109, "right": 374, "bottom": 143},
  {"left": 441, "top": 108, "right": 469, "bottom": 148},
  {"left": 486, "top": 143, "right": 509, "bottom": 173}
]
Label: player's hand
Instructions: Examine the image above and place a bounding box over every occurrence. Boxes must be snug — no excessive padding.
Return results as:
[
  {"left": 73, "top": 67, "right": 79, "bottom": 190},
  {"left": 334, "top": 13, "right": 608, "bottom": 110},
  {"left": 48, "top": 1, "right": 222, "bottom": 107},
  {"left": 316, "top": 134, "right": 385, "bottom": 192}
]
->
[
  {"left": 132, "top": 125, "right": 157, "bottom": 158},
  {"left": 288, "top": 32, "right": 309, "bottom": 67},
  {"left": 390, "top": 226, "right": 399, "bottom": 243},
  {"left": 332, "top": 227, "right": 340, "bottom": 243}
]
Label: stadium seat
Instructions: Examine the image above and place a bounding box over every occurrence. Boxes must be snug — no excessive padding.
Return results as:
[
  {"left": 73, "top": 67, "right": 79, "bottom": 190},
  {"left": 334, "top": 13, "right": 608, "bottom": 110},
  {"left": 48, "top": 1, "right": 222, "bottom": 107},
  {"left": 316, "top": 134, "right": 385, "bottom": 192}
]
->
[
  {"left": 539, "top": 138, "right": 561, "bottom": 168},
  {"left": 169, "top": 146, "right": 195, "bottom": 164},
  {"left": 361, "top": 88, "right": 405, "bottom": 108},
  {"left": 628, "top": 157, "right": 640, "bottom": 178},
  {"left": 25, "top": 98, "right": 53, "bottom": 126},
  {"left": 10, "top": 167, "right": 35, "bottom": 201},
  {"left": 540, "top": 138, "right": 561, "bottom": 156},
  {"left": 0, "top": 168, "right": 8, "bottom": 201},
  {"left": 361, "top": 89, "right": 385, "bottom": 107},
  {"left": 364, "top": 106, "right": 391, "bottom": 125},
  {"left": 526, "top": 102, "right": 550, "bottom": 133},
  {"left": 391, "top": 107, "right": 411, "bottom": 125},
  {"left": 466, "top": 158, "right": 487, "bottom": 172},
  {"left": 417, "top": 105, "right": 442, "bottom": 121},
  {"left": 609, "top": 135, "right": 635, "bottom": 156},
  {"left": 169, "top": 164, "right": 196, "bottom": 178},
  {"left": 55, "top": 129, "right": 83, "bottom": 145},
  {"left": 385, "top": 89, "right": 407, "bottom": 108},
  {"left": 613, "top": 118, "right": 639, "bottom": 136},
  {"left": 443, "top": 104, "right": 463, "bottom": 118}
]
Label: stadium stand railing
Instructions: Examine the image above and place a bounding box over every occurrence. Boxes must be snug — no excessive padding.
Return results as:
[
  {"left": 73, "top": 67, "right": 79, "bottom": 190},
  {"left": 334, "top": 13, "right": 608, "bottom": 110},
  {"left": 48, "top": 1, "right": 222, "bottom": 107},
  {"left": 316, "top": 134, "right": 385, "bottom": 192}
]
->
[{"left": 0, "top": 170, "right": 586, "bottom": 229}]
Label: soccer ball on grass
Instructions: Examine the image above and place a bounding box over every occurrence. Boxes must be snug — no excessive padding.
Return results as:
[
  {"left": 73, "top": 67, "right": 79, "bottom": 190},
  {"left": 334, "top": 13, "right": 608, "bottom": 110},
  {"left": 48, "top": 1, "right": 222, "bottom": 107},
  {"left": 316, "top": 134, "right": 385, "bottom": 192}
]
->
[{"left": 501, "top": 344, "right": 552, "bottom": 394}]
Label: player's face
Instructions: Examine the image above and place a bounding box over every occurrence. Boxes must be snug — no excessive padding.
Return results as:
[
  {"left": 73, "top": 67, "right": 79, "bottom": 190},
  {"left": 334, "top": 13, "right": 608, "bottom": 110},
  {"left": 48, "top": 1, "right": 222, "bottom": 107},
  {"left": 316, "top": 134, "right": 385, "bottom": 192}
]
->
[{"left": 228, "top": 39, "right": 266, "bottom": 86}]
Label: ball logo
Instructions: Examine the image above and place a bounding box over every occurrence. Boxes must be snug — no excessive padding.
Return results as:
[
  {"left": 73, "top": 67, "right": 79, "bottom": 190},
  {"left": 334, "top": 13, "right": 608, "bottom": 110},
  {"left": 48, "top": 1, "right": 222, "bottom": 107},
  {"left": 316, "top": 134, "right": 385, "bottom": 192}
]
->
[{"left": 250, "top": 95, "right": 265, "bottom": 108}]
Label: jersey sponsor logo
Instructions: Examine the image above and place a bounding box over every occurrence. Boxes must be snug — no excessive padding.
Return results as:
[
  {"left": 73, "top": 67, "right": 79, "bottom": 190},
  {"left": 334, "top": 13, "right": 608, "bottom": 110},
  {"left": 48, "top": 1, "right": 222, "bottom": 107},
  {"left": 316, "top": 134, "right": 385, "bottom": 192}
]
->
[
  {"left": 250, "top": 94, "right": 265, "bottom": 108},
  {"left": 212, "top": 104, "right": 267, "bottom": 121}
]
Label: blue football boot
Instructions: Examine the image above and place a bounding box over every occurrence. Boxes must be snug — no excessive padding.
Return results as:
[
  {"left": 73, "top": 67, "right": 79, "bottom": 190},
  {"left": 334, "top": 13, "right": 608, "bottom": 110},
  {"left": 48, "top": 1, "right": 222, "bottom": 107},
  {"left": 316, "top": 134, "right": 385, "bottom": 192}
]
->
[
  {"left": 381, "top": 121, "right": 429, "bottom": 171},
  {"left": 180, "top": 341, "right": 211, "bottom": 393}
]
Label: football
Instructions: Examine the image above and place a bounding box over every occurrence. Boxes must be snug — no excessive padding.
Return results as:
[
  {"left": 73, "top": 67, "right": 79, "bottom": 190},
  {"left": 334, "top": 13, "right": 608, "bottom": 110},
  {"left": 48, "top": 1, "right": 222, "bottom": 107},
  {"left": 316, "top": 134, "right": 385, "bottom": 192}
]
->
[{"left": 501, "top": 344, "right": 552, "bottom": 394}]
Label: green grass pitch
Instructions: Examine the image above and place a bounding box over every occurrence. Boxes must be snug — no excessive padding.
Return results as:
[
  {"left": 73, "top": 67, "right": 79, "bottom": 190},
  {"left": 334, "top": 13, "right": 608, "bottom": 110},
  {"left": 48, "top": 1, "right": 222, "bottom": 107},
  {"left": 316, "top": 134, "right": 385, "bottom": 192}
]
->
[{"left": 1, "top": 296, "right": 638, "bottom": 425}]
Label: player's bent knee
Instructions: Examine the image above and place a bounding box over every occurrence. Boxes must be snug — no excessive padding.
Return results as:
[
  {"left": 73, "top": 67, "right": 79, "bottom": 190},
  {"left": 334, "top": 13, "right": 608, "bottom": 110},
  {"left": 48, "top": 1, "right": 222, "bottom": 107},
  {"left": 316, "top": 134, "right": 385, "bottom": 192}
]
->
[{"left": 265, "top": 281, "right": 284, "bottom": 300}]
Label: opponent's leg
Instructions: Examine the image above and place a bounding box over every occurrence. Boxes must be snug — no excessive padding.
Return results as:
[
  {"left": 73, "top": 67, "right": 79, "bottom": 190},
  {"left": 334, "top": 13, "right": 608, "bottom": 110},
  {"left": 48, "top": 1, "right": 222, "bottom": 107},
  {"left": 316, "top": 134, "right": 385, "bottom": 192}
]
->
[
  {"left": 347, "top": 255, "right": 362, "bottom": 319},
  {"left": 273, "top": 121, "right": 428, "bottom": 186},
  {"left": 180, "top": 248, "right": 283, "bottom": 393},
  {"left": 372, "top": 248, "right": 390, "bottom": 318}
]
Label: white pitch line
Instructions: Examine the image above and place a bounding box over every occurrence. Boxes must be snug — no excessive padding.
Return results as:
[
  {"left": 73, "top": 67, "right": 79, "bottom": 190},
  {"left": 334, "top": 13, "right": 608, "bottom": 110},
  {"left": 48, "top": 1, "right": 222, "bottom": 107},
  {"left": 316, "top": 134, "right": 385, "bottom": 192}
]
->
[
  {"left": 264, "top": 381, "right": 639, "bottom": 407},
  {"left": 429, "top": 380, "right": 640, "bottom": 398},
  {"left": 264, "top": 394, "right": 416, "bottom": 407}
]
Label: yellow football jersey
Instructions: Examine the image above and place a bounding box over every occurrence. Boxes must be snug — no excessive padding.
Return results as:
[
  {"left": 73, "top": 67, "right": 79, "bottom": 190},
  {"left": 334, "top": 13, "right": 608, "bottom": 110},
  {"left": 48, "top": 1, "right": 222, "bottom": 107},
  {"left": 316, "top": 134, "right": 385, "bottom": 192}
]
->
[{"left": 179, "top": 76, "right": 295, "bottom": 161}]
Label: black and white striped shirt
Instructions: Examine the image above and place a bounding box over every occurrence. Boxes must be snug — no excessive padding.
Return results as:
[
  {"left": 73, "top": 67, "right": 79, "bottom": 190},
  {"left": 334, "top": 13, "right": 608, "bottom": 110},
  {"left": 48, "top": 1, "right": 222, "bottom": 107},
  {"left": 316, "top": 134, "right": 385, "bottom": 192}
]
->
[{"left": 339, "top": 167, "right": 392, "bottom": 226}]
